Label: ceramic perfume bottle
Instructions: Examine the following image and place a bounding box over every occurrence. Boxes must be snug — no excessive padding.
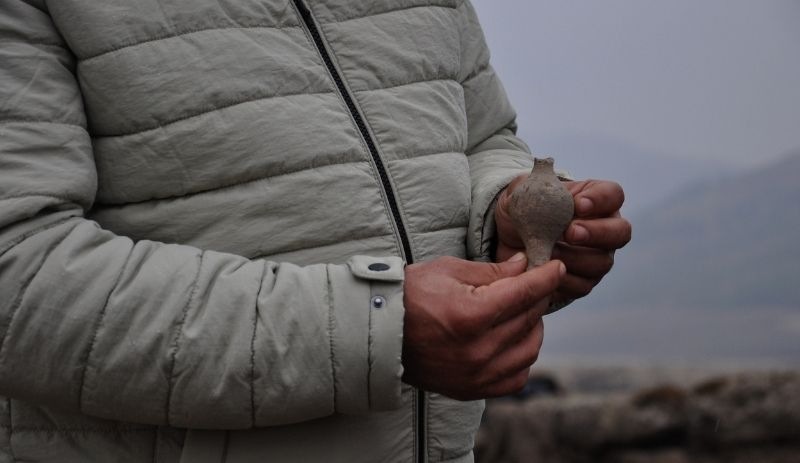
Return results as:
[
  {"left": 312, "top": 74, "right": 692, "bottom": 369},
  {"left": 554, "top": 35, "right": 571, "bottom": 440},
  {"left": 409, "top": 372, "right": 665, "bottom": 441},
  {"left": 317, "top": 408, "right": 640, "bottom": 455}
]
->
[{"left": 507, "top": 157, "right": 574, "bottom": 269}]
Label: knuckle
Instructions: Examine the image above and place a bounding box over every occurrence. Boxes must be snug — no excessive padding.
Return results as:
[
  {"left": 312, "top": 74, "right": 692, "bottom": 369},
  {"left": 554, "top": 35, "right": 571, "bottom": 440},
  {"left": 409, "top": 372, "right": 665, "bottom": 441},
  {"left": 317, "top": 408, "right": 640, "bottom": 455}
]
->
[
  {"left": 465, "top": 345, "right": 493, "bottom": 370},
  {"left": 476, "top": 366, "right": 502, "bottom": 388},
  {"left": 521, "top": 340, "right": 541, "bottom": 367},
  {"left": 610, "top": 180, "right": 625, "bottom": 197},
  {"left": 527, "top": 350, "right": 540, "bottom": 367},
  {"left": 605, "top": 220, "right": 631, "bottom": 246},
  {"left": 622, "top": 220, "right": 633, "bottom": 243},
  {"left": 452, "top": 311, "right": 483, "bottom": 337},
  {"left": 602, "top": 180, "right": 625, "bottom": 205},
  {"left": 487, "top": 262, "right": 505, "bottom": 279},
  {"left": 472, "top": 262, "right": 501, "bottom": 284},
  {"left": 512, "top": 371, "right": 530, "bottom": 393}
]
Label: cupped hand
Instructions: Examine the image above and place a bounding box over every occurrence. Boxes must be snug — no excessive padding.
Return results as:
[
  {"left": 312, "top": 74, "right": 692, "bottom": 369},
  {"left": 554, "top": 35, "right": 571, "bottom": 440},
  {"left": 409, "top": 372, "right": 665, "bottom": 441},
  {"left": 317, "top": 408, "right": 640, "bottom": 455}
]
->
[
  {"left": 402, "top": 255, "right": 565, "bottom": 400},
  {"left": 495, "top": 176, "right": 631, "bottom": 306}
]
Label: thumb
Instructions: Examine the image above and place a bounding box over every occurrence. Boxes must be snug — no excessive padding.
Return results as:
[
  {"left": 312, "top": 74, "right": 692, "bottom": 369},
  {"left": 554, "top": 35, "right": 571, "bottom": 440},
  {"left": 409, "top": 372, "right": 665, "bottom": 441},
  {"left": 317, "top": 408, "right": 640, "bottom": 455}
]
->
[
  {"left": 479, "top": 259, "right": 566, "bottom": 324},
  {"left": 445, "top": 252, "right": 528, "bottom": 287}
]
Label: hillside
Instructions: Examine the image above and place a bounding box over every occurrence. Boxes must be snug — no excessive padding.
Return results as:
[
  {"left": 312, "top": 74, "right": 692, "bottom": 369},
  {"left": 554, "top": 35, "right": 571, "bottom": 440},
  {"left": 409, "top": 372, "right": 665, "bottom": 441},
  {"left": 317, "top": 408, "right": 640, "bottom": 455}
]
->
[{"left": 585, "top": 151, "right": 800, "bottom": 310}]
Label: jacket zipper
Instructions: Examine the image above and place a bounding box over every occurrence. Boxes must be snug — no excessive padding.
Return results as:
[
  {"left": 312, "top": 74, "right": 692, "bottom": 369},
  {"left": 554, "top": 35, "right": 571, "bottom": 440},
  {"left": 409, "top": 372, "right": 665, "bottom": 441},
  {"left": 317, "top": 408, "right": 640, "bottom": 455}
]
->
[{"left": 291, "top": 1, "right": 426, "bottom": 462}]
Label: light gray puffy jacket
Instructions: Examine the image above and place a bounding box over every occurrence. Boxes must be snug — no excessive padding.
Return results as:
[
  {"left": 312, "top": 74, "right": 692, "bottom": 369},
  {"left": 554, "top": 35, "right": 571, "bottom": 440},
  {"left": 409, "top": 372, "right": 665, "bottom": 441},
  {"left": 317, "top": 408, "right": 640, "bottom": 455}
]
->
[{"left": 0, "top": 0, "right": 534, "bottom": 461}]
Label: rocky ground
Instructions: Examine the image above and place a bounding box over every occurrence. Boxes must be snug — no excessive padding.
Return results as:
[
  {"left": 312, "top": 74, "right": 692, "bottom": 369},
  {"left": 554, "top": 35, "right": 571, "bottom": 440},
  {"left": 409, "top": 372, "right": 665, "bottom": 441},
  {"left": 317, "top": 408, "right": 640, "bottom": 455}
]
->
[{"left": 475, "top": 369, "right": 800, "bottom": 463}]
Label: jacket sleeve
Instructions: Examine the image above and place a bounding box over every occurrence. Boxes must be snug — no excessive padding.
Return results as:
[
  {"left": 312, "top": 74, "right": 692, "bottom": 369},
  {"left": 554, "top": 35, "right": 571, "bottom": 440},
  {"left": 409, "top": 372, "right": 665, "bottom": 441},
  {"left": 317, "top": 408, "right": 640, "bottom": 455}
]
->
[
  {"left": 0, "top": 0, "right": 404, "bottom": 430},
  {"left": 456, "top": 0, "right": 536, "bottom": 261}
]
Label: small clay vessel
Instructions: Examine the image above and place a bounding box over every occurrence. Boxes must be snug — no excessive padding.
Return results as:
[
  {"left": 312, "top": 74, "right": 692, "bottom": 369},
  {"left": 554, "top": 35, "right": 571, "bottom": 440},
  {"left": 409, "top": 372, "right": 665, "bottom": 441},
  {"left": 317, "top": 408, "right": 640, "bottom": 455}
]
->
[{"left": 507, "top": 157, "right": 574, "bottom": 269}]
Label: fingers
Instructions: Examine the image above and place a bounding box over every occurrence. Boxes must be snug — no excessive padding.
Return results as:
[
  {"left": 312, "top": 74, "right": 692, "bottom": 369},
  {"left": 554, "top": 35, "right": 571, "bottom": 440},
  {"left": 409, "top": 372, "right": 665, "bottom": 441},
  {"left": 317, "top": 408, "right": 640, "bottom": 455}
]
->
[
  {"left": 438, "top": 253, "right": 528, "bottom": 288},
  {"left": 500, "top": 178, "right": 628, "bottom": 262},
  {"left": 485, "top": 298, "right": 547, "bottom": 355},
  {"left": 481, "top": 319, "right": 544, "bottom": 397},
  {"left": 402, "top": 254, "right": 556, "bottom": 401},
  {"left": 551, "top": 242, "right": 617, "bottom": 300},
  {"left": 565, "top": 217, "right": 632, "bottom": 249},
  {"left": 489, "top": 314, "right": 544, "bottom": 367},
  {"left": 565, "top": 180, "right": 625, "bottom": 219},
  {"left": 475, "top": 260, "right": 565, "bottom": 325},
  {"left": 554, "top": 272, "right": 599, "bottom": 301},
  {"left": 453, "top": 317, "right": 544, "bottom": 400},
  {"left": 552, "top": 242, "right": 614, "bottom": 279}
]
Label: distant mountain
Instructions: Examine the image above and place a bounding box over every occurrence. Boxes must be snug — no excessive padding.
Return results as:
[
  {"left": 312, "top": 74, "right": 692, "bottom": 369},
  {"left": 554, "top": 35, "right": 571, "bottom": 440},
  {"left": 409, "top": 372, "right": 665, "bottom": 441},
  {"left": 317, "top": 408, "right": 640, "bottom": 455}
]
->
[
  {"left": 582, "top": 151, "right": 800, "bottom": 310},
  {"left": 522, "top": 132, "right": 736, "bottom": 215}
]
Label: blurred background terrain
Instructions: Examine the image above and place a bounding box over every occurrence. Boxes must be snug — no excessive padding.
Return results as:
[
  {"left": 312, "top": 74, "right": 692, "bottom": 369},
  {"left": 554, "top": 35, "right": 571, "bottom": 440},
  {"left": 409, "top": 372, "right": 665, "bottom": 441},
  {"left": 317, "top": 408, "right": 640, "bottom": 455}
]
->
[{"left": 472, "top": 1, "right": 799, "bottom": 461}]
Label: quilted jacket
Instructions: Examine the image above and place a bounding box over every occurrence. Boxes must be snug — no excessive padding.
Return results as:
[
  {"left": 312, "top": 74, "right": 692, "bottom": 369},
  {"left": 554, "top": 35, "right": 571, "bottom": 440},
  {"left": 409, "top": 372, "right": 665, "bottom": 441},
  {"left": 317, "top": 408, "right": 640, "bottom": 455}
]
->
[{"left": 0, "top": 0, "right": 535, "bottom": 461}]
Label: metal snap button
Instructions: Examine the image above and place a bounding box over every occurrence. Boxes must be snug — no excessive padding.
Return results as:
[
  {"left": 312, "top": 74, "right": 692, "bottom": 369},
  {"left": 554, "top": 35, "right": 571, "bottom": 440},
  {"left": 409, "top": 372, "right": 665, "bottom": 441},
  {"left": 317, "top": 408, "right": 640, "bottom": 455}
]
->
[
  {"left": 368, "top": 263, "right": 391, "bottom": 272},
  {"left": 371, "top": 296, "right": 386, "bottom": 309}
]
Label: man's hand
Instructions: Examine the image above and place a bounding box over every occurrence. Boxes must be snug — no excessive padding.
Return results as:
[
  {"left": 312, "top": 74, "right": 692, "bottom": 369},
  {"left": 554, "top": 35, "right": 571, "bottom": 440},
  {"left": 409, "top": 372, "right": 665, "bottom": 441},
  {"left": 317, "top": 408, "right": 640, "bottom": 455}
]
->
[
  {"left": 495, "top": 176, "right": 631, "bottom": 306},
  {"left": 402, "top": 255, "right": 565, "bottom": 401}
]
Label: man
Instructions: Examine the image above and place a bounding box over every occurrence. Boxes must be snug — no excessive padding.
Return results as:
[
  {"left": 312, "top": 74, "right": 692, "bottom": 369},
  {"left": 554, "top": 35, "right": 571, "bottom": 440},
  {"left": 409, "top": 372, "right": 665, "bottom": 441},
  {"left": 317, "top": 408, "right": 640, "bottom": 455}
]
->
[{"left": 0, "top": 0, "right": 630, "bottom": 461}]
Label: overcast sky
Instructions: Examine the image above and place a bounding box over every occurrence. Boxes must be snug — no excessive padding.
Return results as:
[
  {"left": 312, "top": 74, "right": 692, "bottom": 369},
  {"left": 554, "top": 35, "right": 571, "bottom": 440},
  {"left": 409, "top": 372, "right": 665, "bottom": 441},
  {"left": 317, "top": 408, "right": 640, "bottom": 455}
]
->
[{"left": 473, "top": 0, "right": 800, "bottom": 169}]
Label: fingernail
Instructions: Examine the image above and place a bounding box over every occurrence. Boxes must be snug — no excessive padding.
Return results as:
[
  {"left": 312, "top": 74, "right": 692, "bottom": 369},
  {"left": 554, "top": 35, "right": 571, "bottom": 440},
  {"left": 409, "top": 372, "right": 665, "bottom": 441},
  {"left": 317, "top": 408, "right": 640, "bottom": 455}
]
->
[
  {"left": 577, "top": 197, "right": 593, "bottom": 214},
  {"left": 559, "top": 261, "right": 566, "bottom": 276},
  {"left": 509, "top": 252, "right": 526, "bottom": 262},
  {"left": 571, "top": 224, "right": 589, "bottom": 243}
]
